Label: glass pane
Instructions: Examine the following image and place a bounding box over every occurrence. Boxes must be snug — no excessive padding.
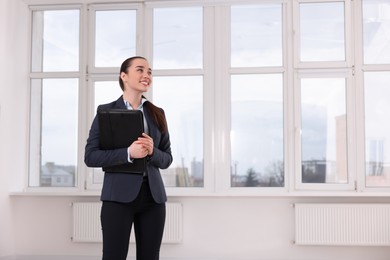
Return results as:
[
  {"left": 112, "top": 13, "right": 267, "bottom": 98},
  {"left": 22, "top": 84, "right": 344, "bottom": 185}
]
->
[
  {"left": 153, "top": 76, "right": 203, "bottom": 187},
  {"left": 29, "top": 79, "right": 78, "bottom": 187},
  {"left": 31, "top": 10, "right": 79, "bottom": 72},
  {"left": 363, "top": 0, "right": 390, "bottom": 64},
  {"left": 301, "top": 78, "right": 347, "bottom": 184},
  {"left": 153, "top": 7, "right": 203, "bottom": 69},
  {"left": 231, "top": 4, "right": 283, "bottom": 67},
  {"left": 231, "top": 74, "right": 284, "bottom": 187},
  {"left": 91, "top": 81, "right": 123, "bottom": 184},
  {"left": 95, "top": 10, "right": 136, "bottom": 67},
  {"left": 364, "top": 72, "right": 390, "bottom": 187},
  {"left": 94, "top": 81, "right": 123, "bottom": 112},
  {"left": 299, "top": 2, "right": 345, "bottom": 62}
]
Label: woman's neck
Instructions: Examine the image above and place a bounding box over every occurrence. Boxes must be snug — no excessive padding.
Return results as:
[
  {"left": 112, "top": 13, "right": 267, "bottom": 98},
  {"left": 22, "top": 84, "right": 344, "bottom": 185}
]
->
[{"left": 123, "top": 92, "right": 142, "bottom": 109}]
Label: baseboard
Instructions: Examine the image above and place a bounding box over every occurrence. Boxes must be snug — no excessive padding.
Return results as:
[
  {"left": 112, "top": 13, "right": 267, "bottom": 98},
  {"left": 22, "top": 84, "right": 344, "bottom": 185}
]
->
[
  {"left": 0, "top": 256, "right": 100, "bottom": 260},
  {"left": 0, "top": 256, "right": 221, "bottom": 260},
  {"left": 0, "top": 256, "right": 292, "bottom": 260}
]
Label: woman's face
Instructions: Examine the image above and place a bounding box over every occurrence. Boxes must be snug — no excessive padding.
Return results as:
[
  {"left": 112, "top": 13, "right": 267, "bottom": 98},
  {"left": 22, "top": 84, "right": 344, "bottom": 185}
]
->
[{"left": 121, "top": 58, "right": 152, "bottom": 93}]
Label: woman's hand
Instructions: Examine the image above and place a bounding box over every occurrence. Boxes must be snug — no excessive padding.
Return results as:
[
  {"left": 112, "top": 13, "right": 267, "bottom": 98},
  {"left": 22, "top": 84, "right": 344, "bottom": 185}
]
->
[
  {"left": 128, "top": 133, "right": 154, "bottom": 159},
  {"left": 138, "top": 133, "right": 154, "bottom": 156}
]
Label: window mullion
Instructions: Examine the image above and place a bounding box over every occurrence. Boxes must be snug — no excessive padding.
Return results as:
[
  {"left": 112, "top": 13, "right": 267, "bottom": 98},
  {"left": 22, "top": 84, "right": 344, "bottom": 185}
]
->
[{"left": 213, "top": 5, "right": 231, "bottom": 193}]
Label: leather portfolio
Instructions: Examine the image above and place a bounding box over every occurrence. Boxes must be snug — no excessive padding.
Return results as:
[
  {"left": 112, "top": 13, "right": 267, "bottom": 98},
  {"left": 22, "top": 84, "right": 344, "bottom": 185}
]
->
[{"left": 98, "top": 109, "right": 146, "bottom": 174}]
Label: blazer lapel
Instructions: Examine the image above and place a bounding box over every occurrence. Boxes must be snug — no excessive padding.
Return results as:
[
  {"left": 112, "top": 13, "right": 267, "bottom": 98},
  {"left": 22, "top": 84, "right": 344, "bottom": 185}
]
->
[{"left": 114, "top": 96, "right": 126, "bottom": 109}]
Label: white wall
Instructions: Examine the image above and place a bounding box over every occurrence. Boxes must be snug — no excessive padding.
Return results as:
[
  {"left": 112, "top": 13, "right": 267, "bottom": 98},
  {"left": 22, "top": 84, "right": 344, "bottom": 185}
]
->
[
  {"left": 2, "top": 1, "right": 390, "bottom": 260},
  {"left": 0, "top": 0, "right": 20, "bottom": 257},
  {"left": 8, "top": 196, "right": 390, "bottom": 260}
]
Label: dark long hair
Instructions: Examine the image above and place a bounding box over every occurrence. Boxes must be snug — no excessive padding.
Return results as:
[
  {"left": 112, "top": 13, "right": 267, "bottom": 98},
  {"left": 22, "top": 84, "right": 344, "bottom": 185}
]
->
[{"left": 119, "top": 56, "right": 168, "bottom": 133}]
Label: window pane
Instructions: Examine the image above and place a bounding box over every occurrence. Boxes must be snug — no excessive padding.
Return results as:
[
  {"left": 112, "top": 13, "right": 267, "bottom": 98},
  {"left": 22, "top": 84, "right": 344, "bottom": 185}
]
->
[
  {"left": 299, "top": 2, "right": 345, "bottom": 62},
  {"left": 153, "top": 76, "right": 203, "bottom": 187},
  {"left": 153, "top": 7, "right": 203, "bottom": 69},
  {"left": 94, "top": 81, "right": 123, "bottom": 111},
  {"left": 95, "top": 10, "right": 136, "bottom": 67},
  {"left": 301, "top": 78, "right": 347, "bottom": 184},
  {"left": 231, "top": 74, "right": 284, "bottom": 187},
  {"left": 231, "top": 5, "right": 283, "bottom": 67},
  {"left": 31, "top": 10, "right": 79, "bottom": 72},
  {"left": 363, "top": 0, "right": 390, "bottom": 64},
  {"left": 29, "top": 79, "right": 78, "bottom": 187},
  {"left": 364, "top": 72, "right": 390, "bottom": 187}
]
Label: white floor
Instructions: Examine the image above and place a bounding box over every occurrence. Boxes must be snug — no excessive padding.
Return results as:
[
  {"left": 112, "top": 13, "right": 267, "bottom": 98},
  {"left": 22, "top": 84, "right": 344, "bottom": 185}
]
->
[{"left": 0, "top": 257, "right": 307, "bottom": 260}]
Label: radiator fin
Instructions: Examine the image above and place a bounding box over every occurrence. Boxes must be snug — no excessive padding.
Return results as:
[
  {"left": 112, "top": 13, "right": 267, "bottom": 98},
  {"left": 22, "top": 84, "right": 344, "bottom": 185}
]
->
[
  {"left": 294, "top": 203, "right": 390, "bottom": 246},
  {"left": 72, "top": 202, "right": 182, "bottom": 243}
]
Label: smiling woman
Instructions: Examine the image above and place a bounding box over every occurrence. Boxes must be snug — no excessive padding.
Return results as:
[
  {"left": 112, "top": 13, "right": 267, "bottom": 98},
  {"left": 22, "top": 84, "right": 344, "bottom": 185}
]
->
[{"left": 84, "top": 56, "right": 172, "bottom": 260}]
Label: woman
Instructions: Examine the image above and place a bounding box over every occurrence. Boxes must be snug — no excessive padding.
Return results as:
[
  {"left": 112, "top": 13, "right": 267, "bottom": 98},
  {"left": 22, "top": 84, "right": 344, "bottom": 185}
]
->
[{"left": 84, "top": 56, "right": 173, "bottom": 260}]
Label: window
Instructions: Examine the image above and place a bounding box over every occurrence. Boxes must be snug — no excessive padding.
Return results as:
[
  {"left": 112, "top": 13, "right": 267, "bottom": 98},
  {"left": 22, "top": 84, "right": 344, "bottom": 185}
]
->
[
  {"left": 153, "top": 7, "right": 203, "bottom": 69},
  {"left": 230, "top": 4, "right": 284, "bottom": 188},
  {"left": 231, "top": 5, "right": 283, "bottom": 67},
  {"left": 230, "top": 74, "right": 284, "bottom": 187},
  {"left": 362, "top": 0, "right": 390, "bottom": 189},
  {"left": 293, "top": 0, "right": 355, "bottom": 191},
  {"left": 152, "top": 6, "right": 204, "bottom": 187},
  {"left": 86, "top": 4, "right": 141, "bottom": 188},
  {"left": 27, "top": 0, "right": 390, "bottom": 194},
  {"left": 298, "top": 2, "right": 345, "bottom": 62},
  {"left": 362, "top": 0, "right": 390, "bottom": 64},
  {"left": 153, "top": 76, "right": 204, "bottom": 187},
  {"left": 364, "top": 72, "right": 390, "bottom": 187},
  {"left": 29, "top": 7, "right": 80, "bottom": 188},
  {"left": 86, "top": 4, "right": 205, "bottom": 189},
  {"left": 31, "top": 9, "right": 79, "bottom": 72},
  {"left": 300, "top": 77, "right": 347, "bottom": 185}
]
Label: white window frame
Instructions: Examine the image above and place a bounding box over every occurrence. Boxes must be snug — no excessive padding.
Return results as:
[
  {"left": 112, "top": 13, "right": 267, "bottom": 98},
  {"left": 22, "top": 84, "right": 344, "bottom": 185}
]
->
[
  {"left": 354, "top": 0, "right": 390, "bottom": 193},
  {"left": 25, "top": 0, "right": 390, "bottom": 196},
  {"left": 87, "top": 3, "right": 143, "bottom": 74},
  {"left": 293, "top": 0, "right": 353, "bottom": 69},
  {"left": 214, "top": 2, "right": 290, "bottom": 196},
  {"left": 84, "top": 3, "right": 143, "bottom": 190},
  {"left": 293, "top": 69, "right": 356, "bottom": 191},
  {"left": 27, "top": 4, "right": 85, "bottom": 193}
]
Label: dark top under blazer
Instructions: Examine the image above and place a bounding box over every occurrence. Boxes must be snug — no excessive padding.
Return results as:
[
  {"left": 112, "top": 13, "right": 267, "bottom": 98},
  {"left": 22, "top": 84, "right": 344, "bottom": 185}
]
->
[{"left": 84, "top": 96, "right": 173, "bottom": 204}]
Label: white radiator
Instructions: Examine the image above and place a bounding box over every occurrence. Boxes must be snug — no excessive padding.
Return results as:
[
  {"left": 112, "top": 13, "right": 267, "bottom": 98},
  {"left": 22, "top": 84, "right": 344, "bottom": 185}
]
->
[
  {"left": 294, "top": 203, "right": 390, "bottom": 246},
  {"left": 72, "top": 202, "right": 182, "bottom": 243}
]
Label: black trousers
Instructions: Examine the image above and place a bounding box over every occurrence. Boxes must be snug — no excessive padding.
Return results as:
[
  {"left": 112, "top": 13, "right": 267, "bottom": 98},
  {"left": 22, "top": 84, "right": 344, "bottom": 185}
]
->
[{"left": 101, "top": 180, "right": 166, "bottom": 260}]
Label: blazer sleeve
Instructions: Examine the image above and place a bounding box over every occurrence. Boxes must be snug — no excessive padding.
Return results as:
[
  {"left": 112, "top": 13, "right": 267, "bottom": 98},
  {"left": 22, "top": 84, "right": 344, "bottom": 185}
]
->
[{"left": 148, "top": 129, "right": 172, "bottom": 170}]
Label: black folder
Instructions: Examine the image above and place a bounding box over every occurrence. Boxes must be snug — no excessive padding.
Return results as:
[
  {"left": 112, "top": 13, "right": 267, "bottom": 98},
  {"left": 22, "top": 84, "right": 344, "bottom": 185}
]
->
[{"left": 97, "top": 109, "right": 146, "bottom": 174}]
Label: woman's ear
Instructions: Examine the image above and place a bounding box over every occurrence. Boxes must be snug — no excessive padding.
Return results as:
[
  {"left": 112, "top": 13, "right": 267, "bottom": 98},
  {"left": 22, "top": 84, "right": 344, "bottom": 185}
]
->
[{"left": 120, "top": 72, "right": 127, "bottom": 82}]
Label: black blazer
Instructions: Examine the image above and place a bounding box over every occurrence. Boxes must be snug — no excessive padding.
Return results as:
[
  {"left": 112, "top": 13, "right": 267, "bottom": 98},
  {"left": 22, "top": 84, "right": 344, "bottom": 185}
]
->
[{"left": 84, "top": 96, "right": 172, "bottom": 203}]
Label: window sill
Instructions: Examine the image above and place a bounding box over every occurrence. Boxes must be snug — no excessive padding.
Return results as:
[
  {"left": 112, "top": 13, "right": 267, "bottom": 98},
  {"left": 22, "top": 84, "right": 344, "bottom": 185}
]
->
[
  {"left": 9, "top": 190, "right": 101, "bottom": 197},
  {"left": 8, "top": 189, "right": 390, "bottom": 197}
]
